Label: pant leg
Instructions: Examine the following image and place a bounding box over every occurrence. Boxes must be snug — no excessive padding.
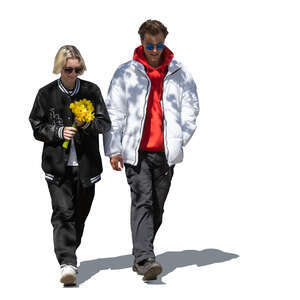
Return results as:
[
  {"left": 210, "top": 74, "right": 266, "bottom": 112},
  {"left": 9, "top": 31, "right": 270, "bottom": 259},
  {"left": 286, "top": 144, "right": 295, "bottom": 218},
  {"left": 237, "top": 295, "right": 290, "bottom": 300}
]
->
[
  {"left": 47, "top": 167, "right": 78, "bottom": 266},
  {"left": 125, "top": 152, "right": 155, "bottom": 263},
  {"left": 74, "top": 178, "right": 95, "bottom": 249},
  {"left": 152, "top": 162, "right": 174, "bottom": 239}
]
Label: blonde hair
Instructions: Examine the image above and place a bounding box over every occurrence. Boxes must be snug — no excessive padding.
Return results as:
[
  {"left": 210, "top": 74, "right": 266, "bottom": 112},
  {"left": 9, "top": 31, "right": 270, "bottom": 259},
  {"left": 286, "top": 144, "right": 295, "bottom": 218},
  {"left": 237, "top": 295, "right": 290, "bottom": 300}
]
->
[{"left": 53, "top": 45, "right": 87, "bottom": 74}]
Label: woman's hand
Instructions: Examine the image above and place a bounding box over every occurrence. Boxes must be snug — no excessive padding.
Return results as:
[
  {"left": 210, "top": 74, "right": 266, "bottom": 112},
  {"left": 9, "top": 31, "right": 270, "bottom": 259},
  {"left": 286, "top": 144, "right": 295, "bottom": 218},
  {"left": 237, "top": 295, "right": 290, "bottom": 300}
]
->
[{"left": 63, "top": 126, "right": 77, "bottom": 140}]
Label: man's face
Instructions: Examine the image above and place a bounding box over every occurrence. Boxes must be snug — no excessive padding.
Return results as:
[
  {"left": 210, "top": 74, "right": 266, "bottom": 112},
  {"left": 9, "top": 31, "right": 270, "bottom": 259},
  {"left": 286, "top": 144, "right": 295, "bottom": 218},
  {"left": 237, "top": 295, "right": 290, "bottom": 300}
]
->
[
  {"left": 141, "top": 32, "right": 165, "bottom": 67},
  {"left": 61, "top": 58, "right": 82, "bottom": 85}
]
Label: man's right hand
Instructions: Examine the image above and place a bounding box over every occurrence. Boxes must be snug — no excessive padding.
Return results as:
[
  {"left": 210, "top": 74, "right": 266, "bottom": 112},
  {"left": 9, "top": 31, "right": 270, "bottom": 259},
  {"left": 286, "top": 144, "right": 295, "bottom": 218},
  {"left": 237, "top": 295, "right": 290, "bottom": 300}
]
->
[
  {"left": 63, "top": 127, "right": 77, "bottom": 140},
  {"left": 110, "top": 154, "right": 124, "bottom": 171}
]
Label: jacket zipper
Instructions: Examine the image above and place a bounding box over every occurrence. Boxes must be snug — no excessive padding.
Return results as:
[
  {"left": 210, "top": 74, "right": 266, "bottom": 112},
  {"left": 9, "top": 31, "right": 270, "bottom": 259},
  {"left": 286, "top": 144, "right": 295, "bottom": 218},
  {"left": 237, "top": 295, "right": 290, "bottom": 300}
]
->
[
  {"left": 161, "top": 75, "right": 170, "bottom": 164},
  {"left": 161, "top": 68, "right": 182, "bottom": 165},
  {"left": 134, "top": 72, "right": 151, "bottom": 165},
  {"left": 133, "top": 66, "right": 181, "bottom": 166}
]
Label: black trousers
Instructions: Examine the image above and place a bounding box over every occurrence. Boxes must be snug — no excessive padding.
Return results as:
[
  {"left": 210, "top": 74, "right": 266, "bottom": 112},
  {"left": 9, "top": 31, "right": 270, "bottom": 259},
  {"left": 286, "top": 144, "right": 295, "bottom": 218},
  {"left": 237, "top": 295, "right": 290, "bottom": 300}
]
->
[
  {"left": 46, "top": 166, "right": 95, "bottom": 267},
  {"left": 125, "top": 150, "right": 174, "bottom": 264}
]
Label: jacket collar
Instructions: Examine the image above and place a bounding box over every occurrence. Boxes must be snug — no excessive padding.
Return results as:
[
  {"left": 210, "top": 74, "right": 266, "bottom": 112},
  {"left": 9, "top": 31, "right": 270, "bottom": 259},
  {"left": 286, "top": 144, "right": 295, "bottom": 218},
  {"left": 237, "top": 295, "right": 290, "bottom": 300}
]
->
[
  {"left": 166, "top": 59, "right": 182, "bottom": 76},
  {"left": 133, "top": 58, "right": 181, "bottom": 76},
  {"left": 57, "top": 78, "right": 80, "bottom": 96}
]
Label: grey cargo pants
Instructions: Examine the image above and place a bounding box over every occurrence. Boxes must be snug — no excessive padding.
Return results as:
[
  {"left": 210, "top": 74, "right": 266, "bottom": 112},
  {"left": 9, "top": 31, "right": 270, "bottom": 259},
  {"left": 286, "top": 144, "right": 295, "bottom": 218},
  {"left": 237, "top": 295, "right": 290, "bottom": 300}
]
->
[{"left": 124, "top": 150, "right": 174, "bottom": 263}]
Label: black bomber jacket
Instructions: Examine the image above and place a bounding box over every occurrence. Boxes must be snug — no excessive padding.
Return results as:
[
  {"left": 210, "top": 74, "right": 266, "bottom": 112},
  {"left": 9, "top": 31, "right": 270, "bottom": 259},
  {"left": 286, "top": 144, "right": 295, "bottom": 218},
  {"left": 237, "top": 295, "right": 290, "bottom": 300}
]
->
[{"left": 29, "top": 78, "right": 111, "bottom": 187}]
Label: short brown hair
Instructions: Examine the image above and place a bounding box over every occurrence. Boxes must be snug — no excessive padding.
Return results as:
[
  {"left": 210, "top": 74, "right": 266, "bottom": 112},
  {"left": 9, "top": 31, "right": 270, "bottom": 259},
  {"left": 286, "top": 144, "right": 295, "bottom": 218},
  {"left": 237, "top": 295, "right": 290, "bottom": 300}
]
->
[
  {"left": 53, "top": 45, "right": 87, "bottom": 75},
  {"left": 138, "top": 20, "right": 168, "bottom": 40}
]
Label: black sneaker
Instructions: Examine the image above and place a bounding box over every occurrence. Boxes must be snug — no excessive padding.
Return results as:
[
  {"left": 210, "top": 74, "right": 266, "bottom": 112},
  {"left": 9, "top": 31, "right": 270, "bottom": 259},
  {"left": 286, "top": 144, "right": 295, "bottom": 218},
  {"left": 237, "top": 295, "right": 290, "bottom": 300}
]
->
[{"left": 133, "top": 258, "right": 162, "bottom": 280}]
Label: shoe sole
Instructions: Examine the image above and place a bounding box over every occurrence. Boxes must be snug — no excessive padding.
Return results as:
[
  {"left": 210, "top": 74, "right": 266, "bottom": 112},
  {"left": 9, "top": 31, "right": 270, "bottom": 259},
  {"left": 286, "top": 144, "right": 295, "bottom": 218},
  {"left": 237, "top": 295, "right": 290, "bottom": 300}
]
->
[
  {"left": 60, "top": 274, "right": 76, "bottom": 285},
  {"left": 143, "top": 264, "right": 162, "bottom": 281}
]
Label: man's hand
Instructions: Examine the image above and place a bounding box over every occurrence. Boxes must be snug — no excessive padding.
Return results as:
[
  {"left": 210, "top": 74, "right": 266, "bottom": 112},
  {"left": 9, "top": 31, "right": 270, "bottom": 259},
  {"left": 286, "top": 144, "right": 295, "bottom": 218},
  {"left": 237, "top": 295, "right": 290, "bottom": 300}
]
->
[
  {"left": 63, "top": 126, "right": 77, "bottom": 140},
  {"left": 110, "top": 154, "right": 124, "bottom": 171},
  {"left": 75, "top": 119, "right": 85, "bottom": 127}
]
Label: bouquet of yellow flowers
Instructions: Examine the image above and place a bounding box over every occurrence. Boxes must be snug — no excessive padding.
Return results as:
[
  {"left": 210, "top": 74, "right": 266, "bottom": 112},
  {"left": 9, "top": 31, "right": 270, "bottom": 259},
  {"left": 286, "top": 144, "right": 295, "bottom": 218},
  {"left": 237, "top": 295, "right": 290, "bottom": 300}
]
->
[{"left": 62, "top": 99, "right": 95, "bottom": 149}]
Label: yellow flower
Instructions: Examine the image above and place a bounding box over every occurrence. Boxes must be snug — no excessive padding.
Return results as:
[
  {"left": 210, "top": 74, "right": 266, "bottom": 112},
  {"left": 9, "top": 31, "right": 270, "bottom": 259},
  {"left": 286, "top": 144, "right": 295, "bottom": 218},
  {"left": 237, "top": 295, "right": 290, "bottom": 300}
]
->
[{"left": 69, "top": 99, "right": 95, "bottom": 123}]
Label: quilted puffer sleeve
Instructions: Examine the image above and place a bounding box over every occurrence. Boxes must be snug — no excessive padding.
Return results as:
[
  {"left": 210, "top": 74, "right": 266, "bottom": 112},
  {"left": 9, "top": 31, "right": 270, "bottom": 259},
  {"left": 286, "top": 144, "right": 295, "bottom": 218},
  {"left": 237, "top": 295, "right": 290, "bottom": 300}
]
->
[
  {"left": 181, "top": 71, "right": 200, "bottom": 147},
  {"left": 103, "top": 67, "right": 128, "bottom": 157}
]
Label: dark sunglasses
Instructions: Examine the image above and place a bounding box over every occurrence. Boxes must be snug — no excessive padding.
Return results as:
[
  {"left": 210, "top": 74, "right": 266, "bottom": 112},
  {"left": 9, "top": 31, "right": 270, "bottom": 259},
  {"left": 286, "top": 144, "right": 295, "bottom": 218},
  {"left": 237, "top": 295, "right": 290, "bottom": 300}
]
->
[
  {"left": 63, "top": 67, "right": 83, "bottom": 74},
  {"left": 145, "top": 43, "right": 164, "bottom": 51}
]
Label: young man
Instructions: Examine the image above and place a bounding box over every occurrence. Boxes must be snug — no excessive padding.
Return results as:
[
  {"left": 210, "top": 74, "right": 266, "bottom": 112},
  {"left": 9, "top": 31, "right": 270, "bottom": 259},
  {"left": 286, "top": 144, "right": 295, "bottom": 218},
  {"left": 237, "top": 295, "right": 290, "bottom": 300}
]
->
[
  {"left": 29, "top": 45, "right": 111, "bottom": 285},
  {"left": 103, "top": 20, "right": 199, "bottom": 281}
]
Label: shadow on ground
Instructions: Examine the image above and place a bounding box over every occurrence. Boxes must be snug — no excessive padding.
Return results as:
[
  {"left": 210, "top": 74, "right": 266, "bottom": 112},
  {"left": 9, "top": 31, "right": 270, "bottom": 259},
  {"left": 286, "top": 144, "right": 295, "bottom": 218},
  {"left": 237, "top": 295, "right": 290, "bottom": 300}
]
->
[{"left": 73, "top": 249, "right": 239, "bottom": 286}]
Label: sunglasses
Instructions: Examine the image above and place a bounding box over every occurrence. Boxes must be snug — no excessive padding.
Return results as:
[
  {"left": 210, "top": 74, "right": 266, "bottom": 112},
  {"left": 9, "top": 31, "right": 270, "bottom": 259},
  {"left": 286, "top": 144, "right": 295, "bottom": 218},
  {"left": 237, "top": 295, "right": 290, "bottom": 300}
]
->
[
  {"left": 145, "top": 43, "right": 164, "bottom": 51},
  {"left": 63, "top": 67, "right": 83, "bottom": 74}
]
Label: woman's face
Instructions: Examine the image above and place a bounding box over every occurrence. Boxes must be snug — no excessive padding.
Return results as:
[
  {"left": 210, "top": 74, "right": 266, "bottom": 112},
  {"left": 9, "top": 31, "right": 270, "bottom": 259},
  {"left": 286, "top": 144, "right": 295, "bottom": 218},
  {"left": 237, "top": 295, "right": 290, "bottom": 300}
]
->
[{"left": 60, "top": 58, "right": 82, "bottom": 86}]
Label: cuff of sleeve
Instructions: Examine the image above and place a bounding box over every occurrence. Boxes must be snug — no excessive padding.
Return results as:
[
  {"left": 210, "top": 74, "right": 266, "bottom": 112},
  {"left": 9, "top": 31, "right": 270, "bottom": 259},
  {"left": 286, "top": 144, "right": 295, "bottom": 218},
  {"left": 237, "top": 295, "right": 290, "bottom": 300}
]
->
[
  {"left": 58, "top": 126, "right": 64, "bottom": 140},
  {"left": 109, "top": 152, "right": 122, "bottom": 158},
  {"left": 82, "top": 122, "right": 91, "bottom": 130}
]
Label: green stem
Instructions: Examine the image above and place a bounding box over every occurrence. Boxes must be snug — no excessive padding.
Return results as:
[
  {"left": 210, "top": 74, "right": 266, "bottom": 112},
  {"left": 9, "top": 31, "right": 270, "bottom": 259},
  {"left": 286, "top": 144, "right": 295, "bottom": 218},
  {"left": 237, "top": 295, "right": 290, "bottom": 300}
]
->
[{"left": 62, "top": 122, "right": 76, "bottom": 149}]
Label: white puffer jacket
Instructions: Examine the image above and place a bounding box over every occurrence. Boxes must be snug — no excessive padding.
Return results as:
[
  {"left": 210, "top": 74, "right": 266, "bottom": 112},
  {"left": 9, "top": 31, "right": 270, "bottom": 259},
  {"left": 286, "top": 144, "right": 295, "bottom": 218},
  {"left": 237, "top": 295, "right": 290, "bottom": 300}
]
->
[{"left": 103, "top": 58, "right": 199, "bottom": 166}]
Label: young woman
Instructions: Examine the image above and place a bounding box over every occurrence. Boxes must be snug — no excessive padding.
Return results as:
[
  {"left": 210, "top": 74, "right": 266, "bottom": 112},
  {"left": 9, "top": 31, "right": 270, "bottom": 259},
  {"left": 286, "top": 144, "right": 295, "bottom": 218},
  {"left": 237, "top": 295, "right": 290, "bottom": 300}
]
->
[{"left": 29, "top": 45, "right": 111, "bottom": 285}]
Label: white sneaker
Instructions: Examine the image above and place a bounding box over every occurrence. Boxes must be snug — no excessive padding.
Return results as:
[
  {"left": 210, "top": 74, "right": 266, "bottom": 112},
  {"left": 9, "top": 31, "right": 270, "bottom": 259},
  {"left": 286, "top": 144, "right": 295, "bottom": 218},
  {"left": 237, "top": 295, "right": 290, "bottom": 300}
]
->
[{"left": 60, "top": 264, "right": 78, "bottom": 285}]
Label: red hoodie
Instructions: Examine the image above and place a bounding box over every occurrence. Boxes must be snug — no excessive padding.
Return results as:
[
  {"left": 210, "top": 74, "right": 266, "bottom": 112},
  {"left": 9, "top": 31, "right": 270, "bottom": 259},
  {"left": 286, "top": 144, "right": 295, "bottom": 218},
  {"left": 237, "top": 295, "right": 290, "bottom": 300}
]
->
[{"left": 133, "top": 45, "right": 174, "bottom": 152}]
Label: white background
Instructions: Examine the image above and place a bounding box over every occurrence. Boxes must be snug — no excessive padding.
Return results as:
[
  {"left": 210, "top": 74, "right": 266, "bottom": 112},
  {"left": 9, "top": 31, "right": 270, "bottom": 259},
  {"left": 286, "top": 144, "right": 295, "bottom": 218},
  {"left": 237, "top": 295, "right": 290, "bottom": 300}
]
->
[{"left": 0, "top": 0, "right": 299, "bottom": 298}]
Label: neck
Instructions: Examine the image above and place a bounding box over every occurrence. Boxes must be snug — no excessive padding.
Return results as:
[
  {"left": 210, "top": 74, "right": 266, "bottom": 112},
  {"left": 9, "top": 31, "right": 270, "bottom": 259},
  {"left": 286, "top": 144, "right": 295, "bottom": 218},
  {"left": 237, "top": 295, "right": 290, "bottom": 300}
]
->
[
  {"left": 61, "top": 77, "right": 76, "bottom": 89},
  {"left": 149, "top": 62, "right": 160, "bottom": 68},
  {"left": 147, "top": 57, "right": 163, "bottom": 68}
]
